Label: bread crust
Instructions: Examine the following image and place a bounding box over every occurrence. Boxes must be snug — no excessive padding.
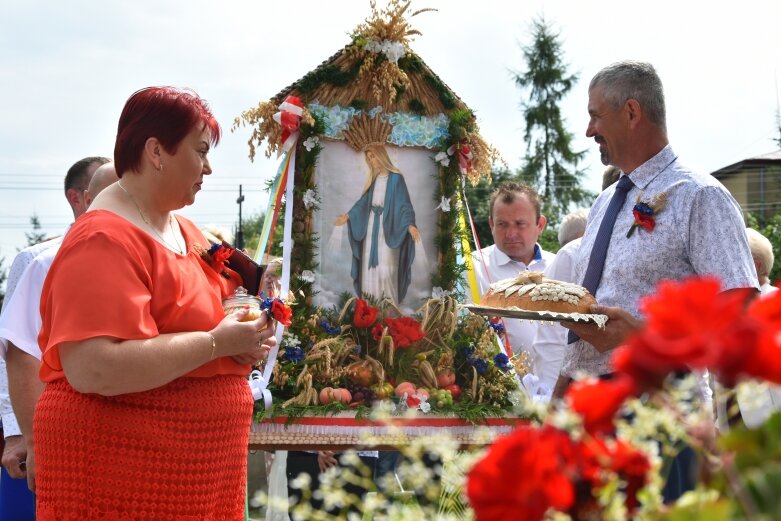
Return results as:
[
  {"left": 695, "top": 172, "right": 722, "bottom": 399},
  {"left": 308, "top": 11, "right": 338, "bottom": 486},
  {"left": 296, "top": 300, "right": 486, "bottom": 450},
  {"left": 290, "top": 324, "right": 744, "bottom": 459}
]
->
[{"left": 479, "top": 271, "right": 596, "bottom": 314}]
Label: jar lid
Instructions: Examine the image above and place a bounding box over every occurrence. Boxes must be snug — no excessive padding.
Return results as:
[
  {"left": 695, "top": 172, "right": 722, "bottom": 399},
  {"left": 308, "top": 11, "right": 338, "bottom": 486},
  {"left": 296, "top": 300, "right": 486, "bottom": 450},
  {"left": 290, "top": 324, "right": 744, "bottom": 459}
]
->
[{"left": 222, "top": 286, "right": 261, "bottom": 309}]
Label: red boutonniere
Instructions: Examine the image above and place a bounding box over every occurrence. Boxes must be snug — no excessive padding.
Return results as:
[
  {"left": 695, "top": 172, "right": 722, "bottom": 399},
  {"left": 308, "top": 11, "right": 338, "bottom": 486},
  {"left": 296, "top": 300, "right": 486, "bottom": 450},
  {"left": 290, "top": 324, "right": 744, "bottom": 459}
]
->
[
  {"left": 261, "top": 297, "right": 293, "bottom": 326},
  {"left": 627, "top": 191, "right": 667, "bottom": 238},
  {"left": 194, "top": 243, "right": 234, "bottom": 280}
]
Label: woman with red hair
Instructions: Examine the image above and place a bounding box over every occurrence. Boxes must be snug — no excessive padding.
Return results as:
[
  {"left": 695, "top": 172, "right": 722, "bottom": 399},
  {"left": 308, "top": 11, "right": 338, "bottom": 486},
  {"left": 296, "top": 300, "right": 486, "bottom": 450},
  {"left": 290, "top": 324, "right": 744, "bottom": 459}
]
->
[{"left": 33, "top": 87, "right": 275, "bottom": 520}]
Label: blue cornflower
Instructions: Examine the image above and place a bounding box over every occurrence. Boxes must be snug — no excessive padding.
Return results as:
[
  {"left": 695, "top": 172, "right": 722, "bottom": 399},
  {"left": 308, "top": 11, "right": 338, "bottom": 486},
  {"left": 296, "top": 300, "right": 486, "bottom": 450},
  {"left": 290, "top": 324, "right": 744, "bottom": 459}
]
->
[
  {"left": 260, "top": 297, "right": 275, "bottom": 311},
  {"left": 471, "top": 358, "right": 488, "bottom": 375},
  {"left": 493, "top": 353, "right": 511, "bottom": 371},
  {"left": 488, "top": 321, "right": 505, "bottom": 334},
  {"left": 319, "top": 319, "right": 341, "bottom": 335},
  {"left": 283, "top": 346, "right": 305, "bottom": 363},
  {"left": 633, "top": 202, "right": 654, "bottom": 215}
]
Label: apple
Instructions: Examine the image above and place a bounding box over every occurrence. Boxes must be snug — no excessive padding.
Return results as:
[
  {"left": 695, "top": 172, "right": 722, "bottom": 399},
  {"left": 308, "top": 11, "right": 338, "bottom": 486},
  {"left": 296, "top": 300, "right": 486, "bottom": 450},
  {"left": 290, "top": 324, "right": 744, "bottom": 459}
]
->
[
  {"left": 415, "top": 388, "right": 430, "bottom": 400},
  {"left": 444, "top": 384, "right": 462, "bottom": 400},
  {"left": 335, "top": 388, "right": 352, "bottom": 404}
]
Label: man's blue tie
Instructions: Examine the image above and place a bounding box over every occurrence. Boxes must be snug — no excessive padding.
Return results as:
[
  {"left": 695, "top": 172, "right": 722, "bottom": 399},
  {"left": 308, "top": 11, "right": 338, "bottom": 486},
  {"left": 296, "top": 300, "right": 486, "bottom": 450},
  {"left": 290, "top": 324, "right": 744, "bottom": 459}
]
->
[{"left": 568, "top": 175, "right": 634, "bottom": 344}]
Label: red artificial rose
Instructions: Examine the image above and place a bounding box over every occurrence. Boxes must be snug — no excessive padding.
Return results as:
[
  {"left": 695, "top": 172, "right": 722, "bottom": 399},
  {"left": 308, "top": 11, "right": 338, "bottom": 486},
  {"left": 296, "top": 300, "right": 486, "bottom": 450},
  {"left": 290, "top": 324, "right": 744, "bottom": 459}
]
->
[
  {"left": 632, "top": 210, "right": 656, "bottom": 231},
  {"left": 405, "top": 394, "right": 421, "bottom": 408},
  {"left": 353, "top": 299, "right": 379, "bottom": 329},
  {"left": 383, "top": 316, "right": 425, "bottom": 348},
  {"left": 270, "top": 299, "right": 292, "bottom": 326},
  {"left": 371, "top": 323, "right": 385, "bottom": 341},
  {"left": 467, "top": 425, "right": 578, "bottom": 521},
  {"left": 612, "top": 277, "right": 757, "bottom": 388},
  {"left": 566, "top": 374, "right": 637, "bottom": 436}
]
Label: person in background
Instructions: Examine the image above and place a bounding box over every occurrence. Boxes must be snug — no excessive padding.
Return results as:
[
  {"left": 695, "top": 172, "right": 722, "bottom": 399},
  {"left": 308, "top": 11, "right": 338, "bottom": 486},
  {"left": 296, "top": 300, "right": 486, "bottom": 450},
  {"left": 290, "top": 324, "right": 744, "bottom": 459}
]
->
[
  {"left": 735, "top": 228, "right": 780, "bottom": 428},
  {"left": 32, "top": 87, "right": 276, "bottom": 519},
  {"left": 471, "top": 182, "right": 553, "bottom": 355},
  {"left": 0, "top": 155, "right": 109, "bottom": 521},
  {"left": 526, "top": 167, "right": 620, "bottom": 399},
  {"left": 556, "top": 60, "right": 757, "bottom": 502},
  {"left": 746, "top": 227, "right": 777, "bottom": 295}
]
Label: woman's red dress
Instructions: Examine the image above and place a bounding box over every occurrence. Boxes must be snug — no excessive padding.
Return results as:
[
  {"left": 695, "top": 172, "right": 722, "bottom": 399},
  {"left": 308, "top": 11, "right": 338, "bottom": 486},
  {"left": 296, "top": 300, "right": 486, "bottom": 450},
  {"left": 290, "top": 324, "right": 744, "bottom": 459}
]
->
[{"left": 35, "top": 211, "right": 252, "bottom": 520}]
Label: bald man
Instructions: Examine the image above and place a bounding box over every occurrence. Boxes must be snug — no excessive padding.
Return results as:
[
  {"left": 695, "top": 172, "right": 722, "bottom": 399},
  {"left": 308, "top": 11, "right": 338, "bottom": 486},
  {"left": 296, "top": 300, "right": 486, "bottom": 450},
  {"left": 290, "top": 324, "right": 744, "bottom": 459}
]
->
[{"left": 0, "top": 162, "right": 117, "bottom": 497}]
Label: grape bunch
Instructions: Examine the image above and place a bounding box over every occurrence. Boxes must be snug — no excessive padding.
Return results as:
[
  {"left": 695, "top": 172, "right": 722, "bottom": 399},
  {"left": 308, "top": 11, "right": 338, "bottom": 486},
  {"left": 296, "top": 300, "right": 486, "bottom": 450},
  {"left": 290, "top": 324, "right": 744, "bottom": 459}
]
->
[
  {"left": 430, "top": 388, "right": 453, "bottom": 410},
  {"left": 344, "top": 381, "right": 375, "bottom": 405}
]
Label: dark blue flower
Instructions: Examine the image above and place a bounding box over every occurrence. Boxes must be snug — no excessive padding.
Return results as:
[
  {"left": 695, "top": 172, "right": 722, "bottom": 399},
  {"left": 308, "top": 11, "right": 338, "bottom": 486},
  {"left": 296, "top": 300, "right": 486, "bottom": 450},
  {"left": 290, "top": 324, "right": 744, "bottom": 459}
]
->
[
  {"left": 207, "top": 242, "right": 222, "bottom": 255},
  {"left": 493, "top": 353, "right": 511, "bottom": 371},
  {"left": 471, "top": 358, "right": 488, "bottom": 375},
  {"left": 488, "top": 321, "right": 505, "bottom": 334},
  {"left": 283, "top": 346, "right": 305, "bottom": 363},
  {"left": 319, "top": 319, "right": 341, "bottom": 335},
  {"left": 633, "top": 202, "right": 654, "bottom": 215}
]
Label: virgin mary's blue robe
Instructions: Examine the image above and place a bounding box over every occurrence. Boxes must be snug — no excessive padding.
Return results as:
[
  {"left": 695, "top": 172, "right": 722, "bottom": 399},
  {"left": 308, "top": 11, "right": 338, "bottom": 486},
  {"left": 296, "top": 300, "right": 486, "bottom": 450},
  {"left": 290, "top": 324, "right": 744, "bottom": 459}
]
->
[{"left": 346, "top": 172, "right": 416, "bottom": 302}]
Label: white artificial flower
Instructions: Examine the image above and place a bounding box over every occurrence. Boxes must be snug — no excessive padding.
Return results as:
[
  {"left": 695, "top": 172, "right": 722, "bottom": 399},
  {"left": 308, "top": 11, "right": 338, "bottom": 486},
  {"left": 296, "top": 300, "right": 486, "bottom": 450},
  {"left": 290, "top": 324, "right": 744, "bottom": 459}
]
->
[
  {"left": 435, "top": 195, "right": 451, "bottom": 212},
  {"left": 431, "top": 286, "right": 451, "bottom": 299},
  {"left": 298, "top": 269, "right": 315, "bottom": 283},
  {"left": 302, "top": 189, "right": 317, "bottom": 210},
  {"left": 434, "top": 151, "right": 450, "bottom": 167},
  {"left": 364, "top": 39, "right": 406, "bottom": 64},
  {"left": 303, "top": 135, "right": 319, "bottom": 151}
]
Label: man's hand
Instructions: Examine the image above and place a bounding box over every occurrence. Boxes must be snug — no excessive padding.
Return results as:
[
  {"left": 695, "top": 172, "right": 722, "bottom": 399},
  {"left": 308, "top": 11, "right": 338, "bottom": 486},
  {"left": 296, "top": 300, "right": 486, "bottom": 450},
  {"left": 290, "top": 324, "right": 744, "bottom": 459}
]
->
[
  {"left": 1, "top": 435, "right": 27, "bottom": 479},
  {"left": 317, "top": 451, "right": 338, "bottom": 473},
  {"left": 561, "top": 304, "right": 643, "bottom": 353}
]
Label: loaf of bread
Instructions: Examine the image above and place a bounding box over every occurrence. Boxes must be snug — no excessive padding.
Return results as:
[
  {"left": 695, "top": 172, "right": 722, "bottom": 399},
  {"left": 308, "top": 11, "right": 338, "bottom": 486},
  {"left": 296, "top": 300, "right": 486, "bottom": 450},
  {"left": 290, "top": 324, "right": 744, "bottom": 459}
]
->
[{"left": 479, "top": 271, "right": 597, "bottom": 314}]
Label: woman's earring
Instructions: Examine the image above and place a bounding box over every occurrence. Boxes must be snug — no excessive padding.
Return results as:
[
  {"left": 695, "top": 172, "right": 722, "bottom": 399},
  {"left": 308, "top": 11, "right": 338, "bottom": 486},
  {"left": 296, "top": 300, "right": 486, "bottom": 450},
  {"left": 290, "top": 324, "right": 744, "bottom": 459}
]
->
[{"left": 158, "top": 161, "right": 164, "bottom": 172}]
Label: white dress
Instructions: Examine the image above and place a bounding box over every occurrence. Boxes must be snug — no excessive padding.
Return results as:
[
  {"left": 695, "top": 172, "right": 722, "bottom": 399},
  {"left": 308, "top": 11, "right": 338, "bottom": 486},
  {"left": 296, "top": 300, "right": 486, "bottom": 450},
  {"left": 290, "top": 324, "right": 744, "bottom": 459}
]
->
[{"left": 360, "top": 174, "right": 400, "bottom": 303}]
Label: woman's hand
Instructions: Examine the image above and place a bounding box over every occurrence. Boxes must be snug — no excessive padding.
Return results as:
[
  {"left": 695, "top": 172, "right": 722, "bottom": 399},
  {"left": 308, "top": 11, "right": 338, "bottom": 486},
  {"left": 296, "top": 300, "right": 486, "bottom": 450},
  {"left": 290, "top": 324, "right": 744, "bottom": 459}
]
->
[
  {"left": 409, "top": 225, "right": 421, "bottom": 242},
  {"left": 210, "top": 308, "right": 277, "bottom": 365},
  {"left": 335, "top": 214, "right": 348, "bottom": 226}
]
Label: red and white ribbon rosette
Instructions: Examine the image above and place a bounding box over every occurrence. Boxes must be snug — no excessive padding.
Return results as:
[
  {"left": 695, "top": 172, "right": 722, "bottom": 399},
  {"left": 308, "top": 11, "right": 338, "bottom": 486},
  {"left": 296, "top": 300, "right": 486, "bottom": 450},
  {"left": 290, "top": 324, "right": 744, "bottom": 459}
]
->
[
  {"left": 447, "top": 142, "right": 473, "bottom": 176},
  {"left": 272, "top": 96, "right": 304, "bottom": 155}
]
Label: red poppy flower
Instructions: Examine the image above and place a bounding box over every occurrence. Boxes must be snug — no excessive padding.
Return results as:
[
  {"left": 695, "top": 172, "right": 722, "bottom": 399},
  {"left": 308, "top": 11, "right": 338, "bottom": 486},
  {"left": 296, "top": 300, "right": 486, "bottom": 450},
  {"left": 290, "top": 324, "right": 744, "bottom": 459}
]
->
[
  {"left": 270, "top": 299, "right": 292, "bottom": 326},
  {"left": 405, "top": 394, "right": 421, "bottom": 408},
  {"left": 632, "top": 210, "right": 656, "bottom": 231},
  {"left": 384, "top": 316, "right": 425, "bottom": 348},
  {"left": 353, "top": 299, "right": 379, "bottom": 329},
  {"left": 212, "top": 245, "right": 233, "bottom": 267},
  {"left": 566, "top": 374, "right": 637, "bottom": 436},
  {"left": 467, "top": 425, "right": 578, "bottom": 521}
]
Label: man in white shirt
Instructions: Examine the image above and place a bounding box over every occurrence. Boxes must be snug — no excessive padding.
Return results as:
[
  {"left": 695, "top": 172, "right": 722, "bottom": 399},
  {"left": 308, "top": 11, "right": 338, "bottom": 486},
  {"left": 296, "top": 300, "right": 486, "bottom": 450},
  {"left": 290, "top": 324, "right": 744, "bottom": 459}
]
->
[
  {"left": 471, "top": 182, "right": 554, "bottom": 356},
  {"left": 0, "top": 157, "right": 110, "bottom": 509}
]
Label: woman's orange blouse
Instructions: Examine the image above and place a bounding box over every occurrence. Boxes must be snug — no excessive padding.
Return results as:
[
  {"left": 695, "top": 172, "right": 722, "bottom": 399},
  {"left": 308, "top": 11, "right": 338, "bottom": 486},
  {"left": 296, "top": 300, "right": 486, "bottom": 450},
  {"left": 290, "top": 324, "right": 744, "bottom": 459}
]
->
[{"left": 38, "top": 210, "right": 247, "bottom": 382}]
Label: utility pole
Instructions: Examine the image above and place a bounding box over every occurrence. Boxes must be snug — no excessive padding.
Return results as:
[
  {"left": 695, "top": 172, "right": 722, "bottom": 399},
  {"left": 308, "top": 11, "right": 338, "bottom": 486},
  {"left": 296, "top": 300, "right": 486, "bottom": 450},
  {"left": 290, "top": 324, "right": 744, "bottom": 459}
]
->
[{"left": 236, "top": 184, "right": 245, "bottom": 250}]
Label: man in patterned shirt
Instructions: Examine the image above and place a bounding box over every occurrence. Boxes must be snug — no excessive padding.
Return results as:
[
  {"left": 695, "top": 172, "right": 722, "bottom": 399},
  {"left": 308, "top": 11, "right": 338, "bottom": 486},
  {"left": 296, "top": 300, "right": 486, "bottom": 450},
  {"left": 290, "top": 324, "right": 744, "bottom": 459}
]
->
[{"left": 555, "top": 61, "right": 758, "bottom": 501}]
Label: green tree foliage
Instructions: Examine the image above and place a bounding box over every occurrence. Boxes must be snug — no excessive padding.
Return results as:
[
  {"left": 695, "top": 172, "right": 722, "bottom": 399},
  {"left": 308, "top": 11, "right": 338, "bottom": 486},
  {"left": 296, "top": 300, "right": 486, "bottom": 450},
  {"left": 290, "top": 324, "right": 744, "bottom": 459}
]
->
[
  {"left": 514, "top": 16, "right": 594, "bottom": 226},
  {"left": 24, "top": 213, "right": 47, "bottom": 247},
  {"left": 238, "top": 211, "right": 283, "bottom": 262},
  {"left": 746, "top": 212, "right": 781, "bottom": 285}
]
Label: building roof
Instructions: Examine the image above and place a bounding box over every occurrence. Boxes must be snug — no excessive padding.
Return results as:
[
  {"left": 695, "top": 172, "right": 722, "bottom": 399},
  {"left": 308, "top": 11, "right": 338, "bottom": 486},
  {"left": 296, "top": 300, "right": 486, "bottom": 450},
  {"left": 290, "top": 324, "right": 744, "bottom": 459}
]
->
[{"left": 712, "top": 150, "right": 781, "bottom": 178}]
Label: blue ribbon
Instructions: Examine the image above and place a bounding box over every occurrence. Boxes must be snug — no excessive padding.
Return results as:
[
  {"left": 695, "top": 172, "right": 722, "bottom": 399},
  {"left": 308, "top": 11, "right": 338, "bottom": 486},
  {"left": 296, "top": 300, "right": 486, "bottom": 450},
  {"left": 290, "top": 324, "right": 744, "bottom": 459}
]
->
[{"left": 369, "top": 204, "right": 384, "bottom": 268}]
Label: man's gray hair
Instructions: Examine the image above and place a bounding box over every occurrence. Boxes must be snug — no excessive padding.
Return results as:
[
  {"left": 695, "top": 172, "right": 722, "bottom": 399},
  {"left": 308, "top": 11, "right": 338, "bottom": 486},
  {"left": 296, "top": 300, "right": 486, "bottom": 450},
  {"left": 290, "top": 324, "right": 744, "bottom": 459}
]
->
[
  {"left": 558, "top": 208, "right": 589, "bottom": 246},
  {"left": 589, "top": 61, "right": 666, "bottom": 132}
]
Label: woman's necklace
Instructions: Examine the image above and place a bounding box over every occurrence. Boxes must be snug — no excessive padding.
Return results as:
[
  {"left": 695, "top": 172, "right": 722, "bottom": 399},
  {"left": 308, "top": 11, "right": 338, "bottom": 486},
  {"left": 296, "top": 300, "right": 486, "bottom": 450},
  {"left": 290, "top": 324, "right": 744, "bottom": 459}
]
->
[{"left": 117, "top": 181, "right": 185, "bottom": 255}]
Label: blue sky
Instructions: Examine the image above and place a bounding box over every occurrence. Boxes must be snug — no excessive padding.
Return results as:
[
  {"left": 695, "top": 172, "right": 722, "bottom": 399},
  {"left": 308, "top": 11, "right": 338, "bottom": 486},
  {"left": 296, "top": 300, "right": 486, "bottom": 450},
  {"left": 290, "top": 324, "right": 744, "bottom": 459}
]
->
[{"left": 1, "top": 0, "right": 779, "bottom": 266}]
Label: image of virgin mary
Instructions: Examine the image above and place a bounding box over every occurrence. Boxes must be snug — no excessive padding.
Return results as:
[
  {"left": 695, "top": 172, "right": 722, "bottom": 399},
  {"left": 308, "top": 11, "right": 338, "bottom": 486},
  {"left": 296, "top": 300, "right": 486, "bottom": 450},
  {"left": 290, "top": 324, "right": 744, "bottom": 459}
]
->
[{"left": 335, "top": 144, "right": 420, "bottom": 304}]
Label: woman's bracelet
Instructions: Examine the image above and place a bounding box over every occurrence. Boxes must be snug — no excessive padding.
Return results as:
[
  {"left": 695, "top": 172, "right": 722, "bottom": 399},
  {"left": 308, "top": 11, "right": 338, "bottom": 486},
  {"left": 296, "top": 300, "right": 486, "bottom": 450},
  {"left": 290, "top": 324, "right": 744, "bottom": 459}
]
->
[{"left": 206, "top": 332, "right": 217, "bottom": 360}]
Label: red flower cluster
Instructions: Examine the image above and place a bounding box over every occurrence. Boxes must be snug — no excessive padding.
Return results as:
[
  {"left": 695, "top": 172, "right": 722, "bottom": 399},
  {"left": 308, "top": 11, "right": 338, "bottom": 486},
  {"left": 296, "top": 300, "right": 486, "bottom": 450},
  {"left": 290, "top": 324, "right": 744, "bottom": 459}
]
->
[
  {"left": 467, "top": 424, "right": 650, "bottom": 521},
  {"left": 383, "top": 316, "right": 425, "bottom": 348},
  {"left": 353, "top": 299, "right": 379, "bottom": 329},
  {"left": 612, "top": 276, "right": 781, "bottom": 388},
  {"left": 566, "top": 374, "right": 637, "bottom": 436},
  {"left": 270, "top": 299, "right": 292, "bottom": 326}
]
